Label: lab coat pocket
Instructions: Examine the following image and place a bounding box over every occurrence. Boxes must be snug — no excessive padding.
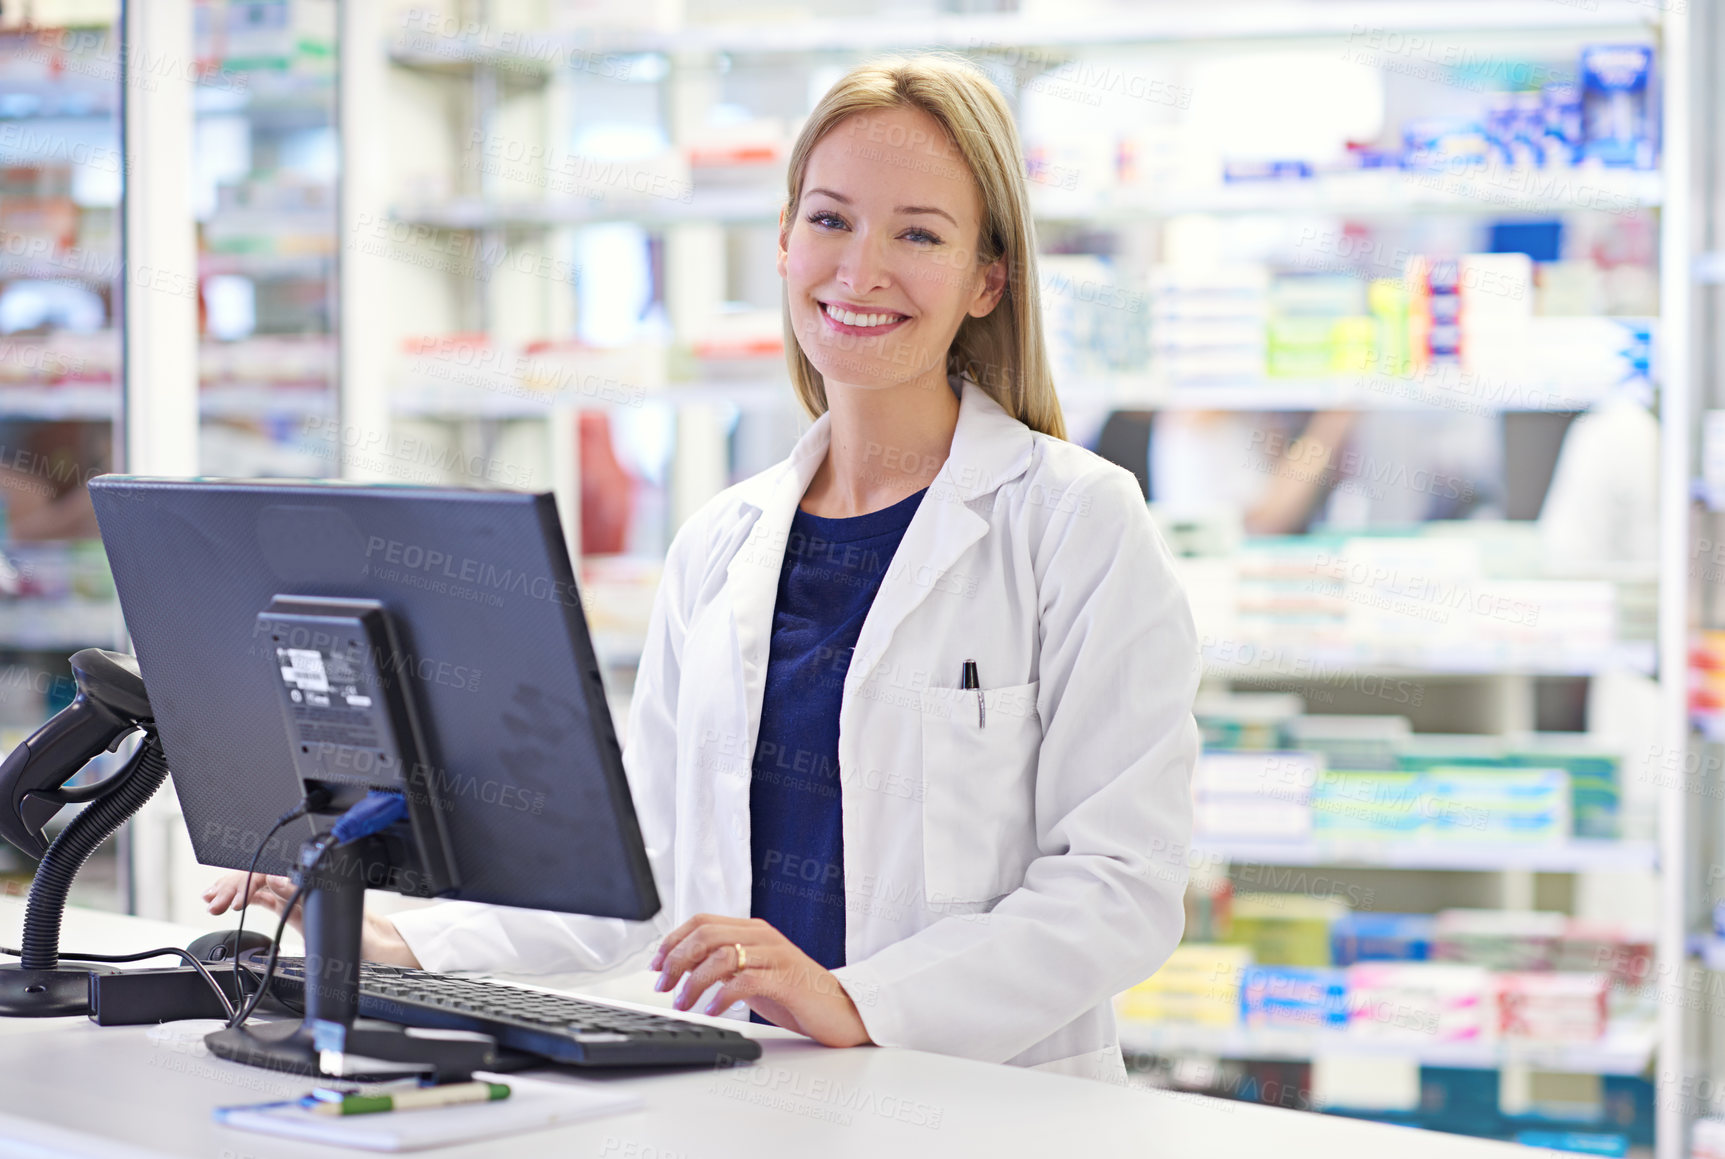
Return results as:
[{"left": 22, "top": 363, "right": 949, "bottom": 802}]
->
[{"left": 919, "top": 680, "right": 1042, "bottom": 905}]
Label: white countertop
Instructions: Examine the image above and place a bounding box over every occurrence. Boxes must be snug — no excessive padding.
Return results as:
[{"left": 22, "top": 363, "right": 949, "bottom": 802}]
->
[{"left": 0, "top": 898, "right": 1539, "bottom": 1159}]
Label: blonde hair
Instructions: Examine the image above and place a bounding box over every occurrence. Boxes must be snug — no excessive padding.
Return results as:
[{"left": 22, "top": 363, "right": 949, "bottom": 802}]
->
[{"left": 781, "top": 54, "right": 1065, "bottom": 441}]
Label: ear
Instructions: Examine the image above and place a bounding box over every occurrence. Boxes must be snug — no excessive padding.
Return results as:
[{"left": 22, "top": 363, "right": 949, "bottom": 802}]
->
[
  {"left": 967, "top": 255, "right": 1008, "bottom": 319},
  {"left": 776, "top": 205, "right": 791, "bottom": 280}
]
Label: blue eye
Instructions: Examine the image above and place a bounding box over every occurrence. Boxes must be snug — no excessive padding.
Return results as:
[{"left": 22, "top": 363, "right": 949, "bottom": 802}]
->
[
  {"left": 806, "top": 211, "right": 847, "bottom": 230},
  {"left": 903, "top": 228, "right": 942, "bottom": 245}
]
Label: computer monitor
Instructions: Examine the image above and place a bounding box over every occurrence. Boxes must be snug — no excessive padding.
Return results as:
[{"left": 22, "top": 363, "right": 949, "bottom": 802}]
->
[{"left": 86, "top": 476, "right": 660, "bottom": 1073}]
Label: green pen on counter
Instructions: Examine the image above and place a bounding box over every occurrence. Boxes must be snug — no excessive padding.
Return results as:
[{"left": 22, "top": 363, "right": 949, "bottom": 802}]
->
[{"left": 307, "top": 1081, "right": 510, "bottom": 1117}]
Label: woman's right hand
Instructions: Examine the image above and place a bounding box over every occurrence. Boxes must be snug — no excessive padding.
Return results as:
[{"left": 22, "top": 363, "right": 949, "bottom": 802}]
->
[{"left": 202, "top": 870, "right": 422, "bottom": 968}]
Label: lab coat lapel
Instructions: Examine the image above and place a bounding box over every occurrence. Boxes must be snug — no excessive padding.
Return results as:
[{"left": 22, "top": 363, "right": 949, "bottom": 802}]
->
[
  {"left": 724, "top": 411, "right": 832, "bottom": 764},
  {"left": 844, "top": 378, "right": 1034, "bottom": 692}
]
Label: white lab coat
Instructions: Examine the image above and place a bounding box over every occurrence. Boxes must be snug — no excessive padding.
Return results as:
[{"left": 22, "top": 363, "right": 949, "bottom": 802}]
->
[{"left": 391, "top": 375, "right": 1201, "bottom": 1082}]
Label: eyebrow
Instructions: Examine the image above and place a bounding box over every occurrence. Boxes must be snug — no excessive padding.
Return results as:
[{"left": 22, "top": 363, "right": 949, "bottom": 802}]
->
[{"left": 804, "top": 188, "right": 959, "bottom": 227}]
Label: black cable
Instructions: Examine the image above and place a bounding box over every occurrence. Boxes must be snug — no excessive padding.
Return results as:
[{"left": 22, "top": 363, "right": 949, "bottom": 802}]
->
[
  {"left": 0, "top": 944, "right": 235, "bottom": 1021},
  {"left": 227, "top": 790, "right": 327, "bottom": 1008},
  {"left": 226, "top": 829, "right": 336, "bottom": 1032},
  {"left": 225, "top": 879, "right": 307, "bottom": 1030}
]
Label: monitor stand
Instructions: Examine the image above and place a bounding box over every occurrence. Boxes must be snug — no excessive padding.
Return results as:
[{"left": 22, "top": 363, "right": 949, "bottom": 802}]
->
[{"left": 203, "top": 835, "right": 493, "bottom": 1082}]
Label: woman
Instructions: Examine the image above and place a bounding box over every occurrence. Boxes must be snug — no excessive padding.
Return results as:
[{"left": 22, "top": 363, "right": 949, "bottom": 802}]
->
[{"left": 208, "top": 54, "right": 1199, "bottom": 1083}]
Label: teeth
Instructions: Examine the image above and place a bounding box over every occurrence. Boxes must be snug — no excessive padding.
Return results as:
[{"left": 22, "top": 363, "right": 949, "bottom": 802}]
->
[{"left": 825, "top": 303, "right": 900, "bottom": 328}]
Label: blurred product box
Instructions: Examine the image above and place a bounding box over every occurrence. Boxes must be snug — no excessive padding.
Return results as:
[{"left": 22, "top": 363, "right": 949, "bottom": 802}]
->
[
  {"left": 1193, "top": 691, "right": 1304, "bottom": 751},
  {"left": 1040, "top": 255, "right": 1147, "bottom": 381},
  {"left": 1416, "top": 1066, "right": 1504, "bottom": 1139},
  {"left": 1282, "top": 715, "right": 1410, "bottom": 772},
  {"left": 1309, "top": 768, "right": 1566, "bottom": 846},
  {"left": 1194, "top": 799, "right": 1311, "bottom": 841},
  {"left": 1553, "top": 922, "right": 1651, "bottom": 984},
  {"left": 1193, "top": 750, "right": 1322, "bottom": 801},
  {"left": 1311, "top": 770, "right": 1425, "bottom": 841},
  {"left": 1240, "top": 966, "right": 1348, "bottom": 1030},
  {"left": 1506, "top": 735, "right": 1623, "bottom": 840},
  {"left": 1432, "top": 909, "right": 1568, "bottom": 971},
  {"left": 1694, "top": 1116, "right": 1725, "bottom": 1159},
  {"left": 1422, "top": 768, "right": 1569, "bottom": 846},
  {"left": 1118, "top": 943, "right": 1250, "bottom": 1026},
  {"left": 1394, "top": 734, "right": 1507, "bottom": 768},
  {"left": 1227, "top": 893, "right": 1349, "bottom": 967},
  {"left": 1331, "top": 913, "right": 1434, "bottom": 966},
  {"left": 1581, "top": 45, "right": 1657, "bottom": 169},
  {"left": 1346, "top": 962, "right": 1496, "bottom": 1043},
  {"left": 1406, "top": 253, "right": 1533, "bottom": 376},
  {"left": 1, "top": 196, "right": 79, "bottom": 252},
  {"left": 1497, "top": 972, "right": 1609, "bottom": 1043},
  {"left": 1511, "top": 1130, "right": 1625, "bottom": 1156},
  {"left": 1148, "top": 265, "right": 1267, "bottom": 384}
]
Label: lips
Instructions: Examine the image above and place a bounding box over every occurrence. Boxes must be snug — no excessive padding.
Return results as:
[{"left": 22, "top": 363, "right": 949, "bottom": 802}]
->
[{"left": 818, "top": 299, "right": 909, "bottom": 335}]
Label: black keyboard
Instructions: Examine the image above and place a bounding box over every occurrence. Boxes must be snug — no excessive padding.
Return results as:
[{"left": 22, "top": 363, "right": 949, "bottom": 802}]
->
[{"left": 260, "top": 957, "right": 762, "bottom": 1068}]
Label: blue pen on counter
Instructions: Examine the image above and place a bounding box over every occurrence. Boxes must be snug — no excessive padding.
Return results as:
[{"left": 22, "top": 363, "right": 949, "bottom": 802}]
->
[{"left": 961, "top": 660, "right": 984, "bottom": 729}]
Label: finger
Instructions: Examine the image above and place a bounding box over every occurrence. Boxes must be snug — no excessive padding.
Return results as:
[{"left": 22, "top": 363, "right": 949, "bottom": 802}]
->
[
  {"left": 246, "top": 876, "right": 298, "bottom": 915},
  {"left": 673, "top": 942, "right": 758, "bottom": 1013},
  {"left": 652, "top": 912, "right": 752, "bottom": 971},
  {"left": 702, "top": 967, "right": 772, "bottom": 1018},
  {"left": 204, "top": 880, "right": 238, "bottom": 914},
  {"left": 658, "top": 919, "right": 763, "bottom": 992},
  {"left": 237, "top": 877, "right": 280, "bottom": 910},
  {"left": 655, "top": 915, "right": 758, "bottom": 987}
]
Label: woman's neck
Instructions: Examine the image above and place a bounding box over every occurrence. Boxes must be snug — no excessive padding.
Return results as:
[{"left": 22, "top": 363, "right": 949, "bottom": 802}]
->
[{"left": 799, "top": 367, "right": 960, "bottom": 518}]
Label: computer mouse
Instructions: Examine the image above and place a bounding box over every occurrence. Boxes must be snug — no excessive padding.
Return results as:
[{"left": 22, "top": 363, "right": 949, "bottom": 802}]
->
[{"left": 187, "top": 929, "right": 275, "bottom": 964}]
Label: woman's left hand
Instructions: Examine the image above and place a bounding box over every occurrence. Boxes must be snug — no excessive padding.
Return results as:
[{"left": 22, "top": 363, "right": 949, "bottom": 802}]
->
[{"left": 651, "top": 914, "right": 873, "bottom": 1048}]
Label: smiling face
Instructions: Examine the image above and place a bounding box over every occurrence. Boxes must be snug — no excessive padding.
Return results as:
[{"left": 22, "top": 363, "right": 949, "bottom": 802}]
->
[{"left": 778, "top": 105, "right": 1006, "bottom": 395}]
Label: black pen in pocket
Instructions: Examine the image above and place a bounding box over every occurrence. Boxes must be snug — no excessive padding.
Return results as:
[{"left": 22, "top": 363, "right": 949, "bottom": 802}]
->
[{"left": 961, "top": 659, "right": 984, "bottom": 729}]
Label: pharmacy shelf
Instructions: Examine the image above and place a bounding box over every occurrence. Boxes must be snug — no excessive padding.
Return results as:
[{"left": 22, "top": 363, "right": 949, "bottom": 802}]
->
[
  {"left": 396, "top": 166, "right": 1661, "bottom": 232},
  {"left": 390, "top": 0, "right": 1656, "bottom": 64},
  {"left": 392, "top": 377, "right": 788, "bottom": 417},
  {"left": 199, "top": 252, "right": 333, "bottom": 279},
  {"left": 395, "top": 370, "right": 1621, "bottom": 420},
  {"left": 0, "top": 256, "right": 118, "bottom": 283},
  {"left": 202, "top": 208, "right": 335, "bottom": 233},
  {"left": 1191, "top": 838, "right": 1659, "bottom": 873},
  {"left": 5, "top": 248, "right": 332, "bottom": 282},
  {"left": 3, "top": 384, "right": 335, "bottom": 421},
  {"left": 0, "top": 386, "right": 117, "bottom": 421},
  {"left": 0, "top": 599, "right": 121, "bottom": 651},
  {"left": 1116, "top": 1019, "right": 1657, "bottom": 1076},
  {"left": 1094, "top": 376, "right": 1620, "bottom": 413},
  {"left": 1202, "top": 641, "right": 1657, "bottom": 679},
  {"left": 1037, "top": 168, "right": 1664, "bottom": 221},
  {"left": 199, "top": 386, "right": 334, "bottom": 419}
]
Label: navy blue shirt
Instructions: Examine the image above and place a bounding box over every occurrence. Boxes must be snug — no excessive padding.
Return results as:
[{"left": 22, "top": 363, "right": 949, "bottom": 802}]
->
[{"left": 749, "top": 487, "right": 927, "bottom": 974}]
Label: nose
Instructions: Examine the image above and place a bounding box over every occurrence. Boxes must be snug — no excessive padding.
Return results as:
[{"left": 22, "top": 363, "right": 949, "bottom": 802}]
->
[{"left": 835, "top": 228, "right": 891, "bottom": 298}]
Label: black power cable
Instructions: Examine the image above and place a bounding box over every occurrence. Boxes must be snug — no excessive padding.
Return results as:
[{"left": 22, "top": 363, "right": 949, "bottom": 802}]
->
[
  {"left": 225, "top": 876, "right": 311, "bottom": 1030},
  {"left": 225, "top": 787, "right": 331, "bottom": 1008}
]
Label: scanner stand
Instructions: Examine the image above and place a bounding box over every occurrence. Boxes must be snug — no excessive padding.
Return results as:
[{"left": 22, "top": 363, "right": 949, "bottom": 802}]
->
[
  {"left": 0, "top": 650, "right": 168, "bottom": 1017},
  {"left": 203, "top": 834, "right": 494, "bottom": 1082}
]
